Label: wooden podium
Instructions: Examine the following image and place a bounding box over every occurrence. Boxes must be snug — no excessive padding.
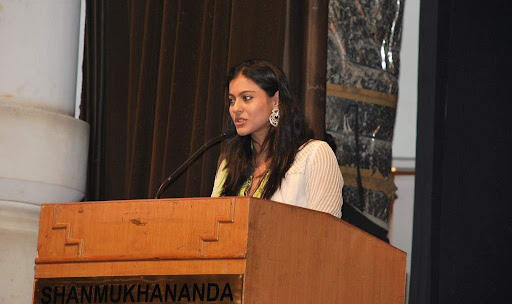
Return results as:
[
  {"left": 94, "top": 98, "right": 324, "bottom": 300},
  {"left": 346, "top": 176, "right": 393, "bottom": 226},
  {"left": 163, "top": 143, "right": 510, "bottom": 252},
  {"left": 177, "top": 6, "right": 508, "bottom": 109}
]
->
[{"left": 33, "top": 197, "right": 405, "bottom": 303}]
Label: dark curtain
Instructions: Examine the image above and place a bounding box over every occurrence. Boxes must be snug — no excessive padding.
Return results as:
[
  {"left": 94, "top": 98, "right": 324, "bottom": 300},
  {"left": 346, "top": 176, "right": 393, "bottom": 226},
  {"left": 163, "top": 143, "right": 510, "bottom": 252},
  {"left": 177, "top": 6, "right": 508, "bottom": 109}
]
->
[
  {"left": 411, "top": 0, "right": 512, "bottom": 303},
  {"left": 80, "top": 0, "right": 328, "bottom": 201}
]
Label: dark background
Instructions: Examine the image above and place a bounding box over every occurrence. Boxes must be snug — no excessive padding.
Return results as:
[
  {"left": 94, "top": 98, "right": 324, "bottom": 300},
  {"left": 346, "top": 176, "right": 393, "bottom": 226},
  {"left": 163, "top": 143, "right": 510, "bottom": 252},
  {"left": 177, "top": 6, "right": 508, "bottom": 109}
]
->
[
  {"left": 81, "top": 0, "right": 328, "bottom": 201},
  {"left": 410, "top": 0, "right": 512, "bottom": 303}
]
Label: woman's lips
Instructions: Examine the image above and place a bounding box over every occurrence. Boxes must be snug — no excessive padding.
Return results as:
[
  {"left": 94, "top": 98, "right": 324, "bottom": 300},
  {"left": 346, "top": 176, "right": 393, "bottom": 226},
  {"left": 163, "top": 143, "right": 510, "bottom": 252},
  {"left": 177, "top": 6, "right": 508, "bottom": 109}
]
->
[{"left": 234, "top": 118, "right": 246, "bottom": 127}]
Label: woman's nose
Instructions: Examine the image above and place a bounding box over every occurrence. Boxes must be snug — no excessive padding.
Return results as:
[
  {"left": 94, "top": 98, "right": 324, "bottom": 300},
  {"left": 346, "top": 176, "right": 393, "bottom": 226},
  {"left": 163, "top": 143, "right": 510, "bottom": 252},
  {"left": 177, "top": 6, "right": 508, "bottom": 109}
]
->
[{"left": 231, "top": 99, "right": 243, "bottom": 114}]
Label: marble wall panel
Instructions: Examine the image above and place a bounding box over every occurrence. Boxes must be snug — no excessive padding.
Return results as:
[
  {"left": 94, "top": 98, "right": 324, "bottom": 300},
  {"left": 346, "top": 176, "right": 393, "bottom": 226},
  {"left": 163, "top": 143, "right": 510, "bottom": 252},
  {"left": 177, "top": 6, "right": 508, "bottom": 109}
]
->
[
  {"left": 326, "top": 96, "right": 396, "bottom": 142},
  {"left": 329, "top": 130, "right": 392, "bottom": 174},
  {"left": 327, "top": 0, "right": 404, "bottom": 94},
  {"left": 343, "top": 187, "right": 391, "bottom": 223},
  {"left": 327, "top": 53, "right": 399, "bottom": 94},
  {"left": 327, "top": 0, "right": 404, "bottom": 233}
]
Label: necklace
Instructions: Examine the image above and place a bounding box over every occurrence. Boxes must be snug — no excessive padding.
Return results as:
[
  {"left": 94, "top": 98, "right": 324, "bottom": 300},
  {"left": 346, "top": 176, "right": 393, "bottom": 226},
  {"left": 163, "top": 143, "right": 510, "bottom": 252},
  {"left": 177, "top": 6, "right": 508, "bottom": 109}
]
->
[
  {"left": 244, "top": 147, "right": 271, "bottom": 197},
  {"left": 244, "top": 168, "right": 270, "bottom": 197}
]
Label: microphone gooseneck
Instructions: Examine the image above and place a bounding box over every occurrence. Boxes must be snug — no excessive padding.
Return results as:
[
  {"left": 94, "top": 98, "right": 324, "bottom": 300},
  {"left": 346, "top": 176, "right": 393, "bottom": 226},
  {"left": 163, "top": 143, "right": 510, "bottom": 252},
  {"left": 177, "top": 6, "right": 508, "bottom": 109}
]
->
[{"left": 154, "top": 129, "right": 236, "bottom": 199}]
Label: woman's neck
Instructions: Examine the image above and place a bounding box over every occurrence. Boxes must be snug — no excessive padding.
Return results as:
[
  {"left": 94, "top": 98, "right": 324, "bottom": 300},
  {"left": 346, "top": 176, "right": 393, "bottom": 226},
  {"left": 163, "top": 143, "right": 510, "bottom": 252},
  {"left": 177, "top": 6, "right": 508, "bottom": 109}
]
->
[{"left": 251, "top": 140, "right": 268, "bottom": 166}]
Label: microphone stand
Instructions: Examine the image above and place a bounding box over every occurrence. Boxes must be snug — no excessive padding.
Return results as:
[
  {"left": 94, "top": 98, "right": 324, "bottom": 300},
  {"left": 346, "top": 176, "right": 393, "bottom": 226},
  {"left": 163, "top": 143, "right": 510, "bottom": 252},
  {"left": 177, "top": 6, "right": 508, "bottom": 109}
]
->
[{"left": 154, "top": 130, "right": 235, "bottom": 199}]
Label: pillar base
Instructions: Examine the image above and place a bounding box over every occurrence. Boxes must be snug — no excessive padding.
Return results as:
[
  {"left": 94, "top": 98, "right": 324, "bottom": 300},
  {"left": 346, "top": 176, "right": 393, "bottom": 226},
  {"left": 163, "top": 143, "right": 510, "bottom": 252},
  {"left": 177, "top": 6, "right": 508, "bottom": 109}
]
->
[{"left": 0, "top": 102, "right": 89, "bottom": 204}]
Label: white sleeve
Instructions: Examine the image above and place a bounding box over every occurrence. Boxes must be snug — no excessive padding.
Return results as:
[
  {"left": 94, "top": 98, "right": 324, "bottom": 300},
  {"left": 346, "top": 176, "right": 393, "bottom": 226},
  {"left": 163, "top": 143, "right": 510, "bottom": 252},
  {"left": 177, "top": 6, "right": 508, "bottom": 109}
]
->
[{"left": 305, "top": 142, "right": 343, "bottom": 218}]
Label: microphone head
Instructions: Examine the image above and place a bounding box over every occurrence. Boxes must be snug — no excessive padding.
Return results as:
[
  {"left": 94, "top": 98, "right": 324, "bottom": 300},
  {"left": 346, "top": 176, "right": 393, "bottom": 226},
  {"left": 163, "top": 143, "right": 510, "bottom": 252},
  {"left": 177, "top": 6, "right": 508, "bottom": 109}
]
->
[{"left": 223, "top": 128, "right": 237, "bottom": 139}]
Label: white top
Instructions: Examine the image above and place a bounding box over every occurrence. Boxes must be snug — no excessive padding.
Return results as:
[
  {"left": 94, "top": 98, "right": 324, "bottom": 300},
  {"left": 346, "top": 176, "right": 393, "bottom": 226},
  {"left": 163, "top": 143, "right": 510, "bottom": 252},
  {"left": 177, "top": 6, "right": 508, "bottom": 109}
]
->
[{"left": 211, "top": 140, "right": 343, "bottom": 218}]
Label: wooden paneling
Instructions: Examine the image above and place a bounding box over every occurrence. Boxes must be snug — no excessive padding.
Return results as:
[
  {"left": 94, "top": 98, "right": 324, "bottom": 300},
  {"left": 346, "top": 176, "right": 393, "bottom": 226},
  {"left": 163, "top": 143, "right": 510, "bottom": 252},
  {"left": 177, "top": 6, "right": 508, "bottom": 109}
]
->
[
  {"left": 36, "top": 197, "right": 249, "bottom": 263},
  {"left": 35, "top": 260, "right": 246, "bottom": 279},
  {"left": 243, "top": 199, "right": 406, "bottom": 303},
  {"left": 35, "top": 197, "right": 406, "bottom": 303}
]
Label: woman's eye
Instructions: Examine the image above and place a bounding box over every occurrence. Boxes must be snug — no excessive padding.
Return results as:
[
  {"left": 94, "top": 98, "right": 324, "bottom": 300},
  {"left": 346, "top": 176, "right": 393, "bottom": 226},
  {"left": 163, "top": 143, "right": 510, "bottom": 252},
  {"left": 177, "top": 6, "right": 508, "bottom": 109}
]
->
[
  {"left": 243, "top": 95, "right": 252, "bottom": 101},
  {"left": 228, "top": 98, "right": 235, "bottom": 104}
]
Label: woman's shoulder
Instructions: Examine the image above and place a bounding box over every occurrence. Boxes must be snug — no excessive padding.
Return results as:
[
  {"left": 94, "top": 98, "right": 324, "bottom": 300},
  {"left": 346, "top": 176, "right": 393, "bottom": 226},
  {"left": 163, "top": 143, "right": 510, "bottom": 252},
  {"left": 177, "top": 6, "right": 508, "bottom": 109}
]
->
[
  {"left": 298, "top": 139, "right": 333, "bottom": 156},
  {"left": 287, "top": 140, "right": 334, "bottom": 174}
]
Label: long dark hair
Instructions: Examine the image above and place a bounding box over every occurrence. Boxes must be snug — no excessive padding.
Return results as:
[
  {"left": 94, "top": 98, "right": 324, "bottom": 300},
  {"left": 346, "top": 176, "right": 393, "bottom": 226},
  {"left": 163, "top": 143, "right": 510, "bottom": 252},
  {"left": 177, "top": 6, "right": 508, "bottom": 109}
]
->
[{"left": 220, "top": 59, "right": 313, "bottom": 199}]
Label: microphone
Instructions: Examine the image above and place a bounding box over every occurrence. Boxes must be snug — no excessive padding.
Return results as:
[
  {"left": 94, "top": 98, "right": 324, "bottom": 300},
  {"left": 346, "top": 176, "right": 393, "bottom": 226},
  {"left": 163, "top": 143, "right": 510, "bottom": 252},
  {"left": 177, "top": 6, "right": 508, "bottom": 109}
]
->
[{"left": 154, "top": 129, "right": 236, "bottom": 199}]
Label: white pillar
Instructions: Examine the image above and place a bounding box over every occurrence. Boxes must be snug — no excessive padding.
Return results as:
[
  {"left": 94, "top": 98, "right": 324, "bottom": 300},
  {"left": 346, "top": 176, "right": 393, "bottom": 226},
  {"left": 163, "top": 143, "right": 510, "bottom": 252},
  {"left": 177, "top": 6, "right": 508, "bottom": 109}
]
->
[{"left": 0, "top": 1, "right": 89, "bottom": 302}]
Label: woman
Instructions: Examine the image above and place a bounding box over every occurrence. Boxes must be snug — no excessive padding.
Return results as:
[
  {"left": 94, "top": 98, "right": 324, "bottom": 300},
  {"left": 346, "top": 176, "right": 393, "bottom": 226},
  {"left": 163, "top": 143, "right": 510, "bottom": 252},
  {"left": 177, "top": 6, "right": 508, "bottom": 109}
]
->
[{"left": 211, "top": 59, "right": 343, "bottom": 218}]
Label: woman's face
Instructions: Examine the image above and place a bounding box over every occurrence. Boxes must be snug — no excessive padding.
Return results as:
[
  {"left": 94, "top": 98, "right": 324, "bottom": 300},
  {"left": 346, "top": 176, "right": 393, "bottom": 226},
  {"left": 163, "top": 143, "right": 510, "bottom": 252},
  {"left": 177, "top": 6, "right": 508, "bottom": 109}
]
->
[{"left": 228, "top": 74, "right": 279, "bottom": 145}]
